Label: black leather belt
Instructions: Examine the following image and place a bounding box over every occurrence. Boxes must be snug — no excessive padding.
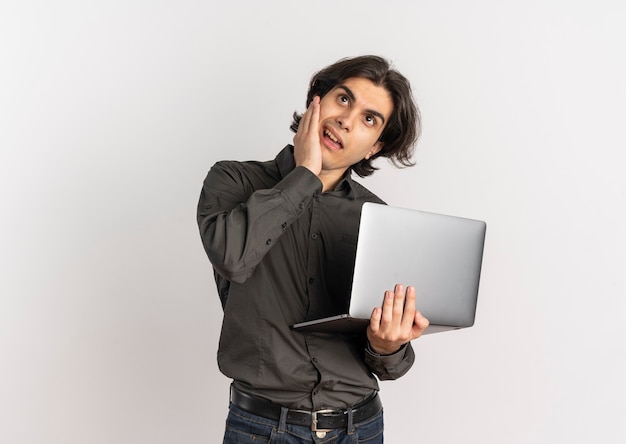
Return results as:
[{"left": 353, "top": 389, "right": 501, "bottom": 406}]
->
[{"left": 230, "top": 386, "right": 382, "bottom": 432}]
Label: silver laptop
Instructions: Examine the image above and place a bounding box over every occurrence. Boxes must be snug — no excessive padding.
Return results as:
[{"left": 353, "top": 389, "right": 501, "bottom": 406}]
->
[{"left": 292, "top": 202, "right": 487, "bottom": 335}]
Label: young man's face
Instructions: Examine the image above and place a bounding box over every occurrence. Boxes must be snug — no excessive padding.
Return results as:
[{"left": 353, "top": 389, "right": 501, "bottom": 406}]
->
[{"left": 317, "top": 77, "right": 393, "bottom": 177}]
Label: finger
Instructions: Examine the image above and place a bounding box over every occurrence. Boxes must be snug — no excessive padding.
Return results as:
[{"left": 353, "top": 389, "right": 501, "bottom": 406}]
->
[
  {"left": 296, "top": 97, "right": 314, "bottom": 136},
  {"left": 301, "top": 96, "right": 319, "bottom": 134},
  {"left": 411, "top": 310, "right": 430, "bottom": 339},
  {"left": 308, "top": 96, "right": 320, "bottom": 133},
  {"left": 380, "top": 290, "right": 395, "bottom": 327},
  {"left": 293, "top": 99, "right": 316, "bottom": 149},
  {"left": 401, "top": 286, "right": 417, "bottom": 330},
  {"left": 368, "top": 307, "right": 382, "bottom": 334},
  {"left": 392, "top": 284, "right": 406, "bottom": 319}
]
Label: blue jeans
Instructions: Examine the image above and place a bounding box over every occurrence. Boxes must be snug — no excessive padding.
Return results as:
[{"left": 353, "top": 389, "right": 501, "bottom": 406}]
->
[{"left": 223, "top": 403, "right": 384, "bottom": 443}]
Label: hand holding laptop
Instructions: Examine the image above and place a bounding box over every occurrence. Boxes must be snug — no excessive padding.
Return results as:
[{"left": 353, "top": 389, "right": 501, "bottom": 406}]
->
[{"left": 367, "top": 284, "right": 430, "bottom": 354}]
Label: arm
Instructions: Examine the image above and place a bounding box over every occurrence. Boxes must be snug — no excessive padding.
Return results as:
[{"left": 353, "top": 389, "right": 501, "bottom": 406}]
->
[
  {"left": 197, "top": 97, "right": 326, "bottom": 283},
  {"left": 197, "top": 162, "right": 321, "bottom": 284}
]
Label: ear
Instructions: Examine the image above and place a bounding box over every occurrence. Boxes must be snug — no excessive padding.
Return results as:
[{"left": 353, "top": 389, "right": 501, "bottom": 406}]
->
[{"left": 365, "top": 141, "right": 384, "bottom": 160}]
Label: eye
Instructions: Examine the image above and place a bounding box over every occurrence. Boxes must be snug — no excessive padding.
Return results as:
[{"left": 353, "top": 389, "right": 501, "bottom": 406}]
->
[
  {"left": 364, "top": 115, "right": 377, "bottom": 127},
  {"left": 337, "top": 94, "right": 350, "bottom": 106}
]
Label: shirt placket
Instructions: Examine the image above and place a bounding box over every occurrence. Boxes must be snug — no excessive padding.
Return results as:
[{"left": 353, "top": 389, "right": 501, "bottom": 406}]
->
[{"left": 304, "top": 192, "right": 326, "bottom": 409}]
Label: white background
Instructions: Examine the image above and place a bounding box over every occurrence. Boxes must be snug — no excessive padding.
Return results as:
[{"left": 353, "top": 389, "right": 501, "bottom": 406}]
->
[{"left": 1, "top": 1, "right": 625, "bottom": 443}]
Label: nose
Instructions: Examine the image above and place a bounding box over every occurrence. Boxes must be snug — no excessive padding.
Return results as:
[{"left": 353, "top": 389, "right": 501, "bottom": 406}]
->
[{"left": 337, "top": 111, "right": 355, "bottom": 131}]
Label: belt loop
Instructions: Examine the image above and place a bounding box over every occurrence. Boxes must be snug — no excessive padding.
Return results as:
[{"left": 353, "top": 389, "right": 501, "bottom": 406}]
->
[
  {"left": 347, "top": 407, "right": 354, "bottom": 434},
  {"left": 278, "top": 406, "right": 289, "bottom": 432}
]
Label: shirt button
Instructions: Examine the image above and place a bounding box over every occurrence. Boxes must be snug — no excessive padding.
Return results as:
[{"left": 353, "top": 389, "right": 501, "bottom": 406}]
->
[
  {"left": 308, "top": 278, "right": 314, "bottom": 284},
  {"left": 266, "top": 239, "right": 272, "bottom": 245},
  {"left": 311, "top": 233, "right": 318, "bottom": 240}
]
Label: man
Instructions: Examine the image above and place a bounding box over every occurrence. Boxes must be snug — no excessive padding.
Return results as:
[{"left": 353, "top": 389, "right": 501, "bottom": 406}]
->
[{"left": 197, "top": 55, "right": 429, "bottom": 443}]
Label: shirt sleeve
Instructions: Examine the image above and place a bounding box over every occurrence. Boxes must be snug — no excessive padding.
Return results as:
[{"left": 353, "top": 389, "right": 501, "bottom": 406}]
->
[
  {"left": 197, "top": 161, "right": 322, "bottom": 284},
  {"left": 364, "top": 342, "right": 415, "bottom": 380}
]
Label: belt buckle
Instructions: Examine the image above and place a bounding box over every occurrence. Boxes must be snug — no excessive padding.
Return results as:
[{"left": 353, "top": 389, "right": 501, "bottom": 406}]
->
[{"left": 311, "top": 409, "right": 334, "bottom": 433}]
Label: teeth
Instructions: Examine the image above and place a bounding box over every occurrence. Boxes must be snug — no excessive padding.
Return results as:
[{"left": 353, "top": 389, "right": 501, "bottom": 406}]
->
[{"left": 324, "top": 129, "right": 340, "bottom": 144}]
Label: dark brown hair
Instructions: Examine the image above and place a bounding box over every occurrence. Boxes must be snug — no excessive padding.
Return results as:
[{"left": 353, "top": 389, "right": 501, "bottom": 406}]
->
[{"left": 290, "top": 55, "right": 421, "bottom": 177}]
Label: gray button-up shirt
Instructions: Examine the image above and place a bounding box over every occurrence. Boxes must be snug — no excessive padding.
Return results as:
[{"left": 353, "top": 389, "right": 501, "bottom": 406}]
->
[{"left": 197, "top": 146, "right": 415, "bottom": 410}]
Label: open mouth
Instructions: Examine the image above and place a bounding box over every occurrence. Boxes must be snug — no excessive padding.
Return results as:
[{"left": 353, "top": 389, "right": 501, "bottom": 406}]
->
[{"left": 323, "top": 128, "right": 343, "bottom": 149}]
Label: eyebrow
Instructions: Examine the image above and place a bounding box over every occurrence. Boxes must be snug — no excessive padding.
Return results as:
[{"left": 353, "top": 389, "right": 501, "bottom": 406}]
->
[{"left": 336, "top": 85, "right": 387, "bottom": 125}]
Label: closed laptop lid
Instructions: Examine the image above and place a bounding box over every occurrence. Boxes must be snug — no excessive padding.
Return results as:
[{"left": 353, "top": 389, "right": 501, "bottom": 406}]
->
[{"left": 348, "top": 203, "right": 486, "bottom": 329}]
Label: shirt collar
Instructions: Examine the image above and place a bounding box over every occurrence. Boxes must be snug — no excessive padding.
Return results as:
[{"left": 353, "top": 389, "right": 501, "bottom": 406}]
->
[{"left": 276, "top": 145, "right": 365, "bottom": 200}]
